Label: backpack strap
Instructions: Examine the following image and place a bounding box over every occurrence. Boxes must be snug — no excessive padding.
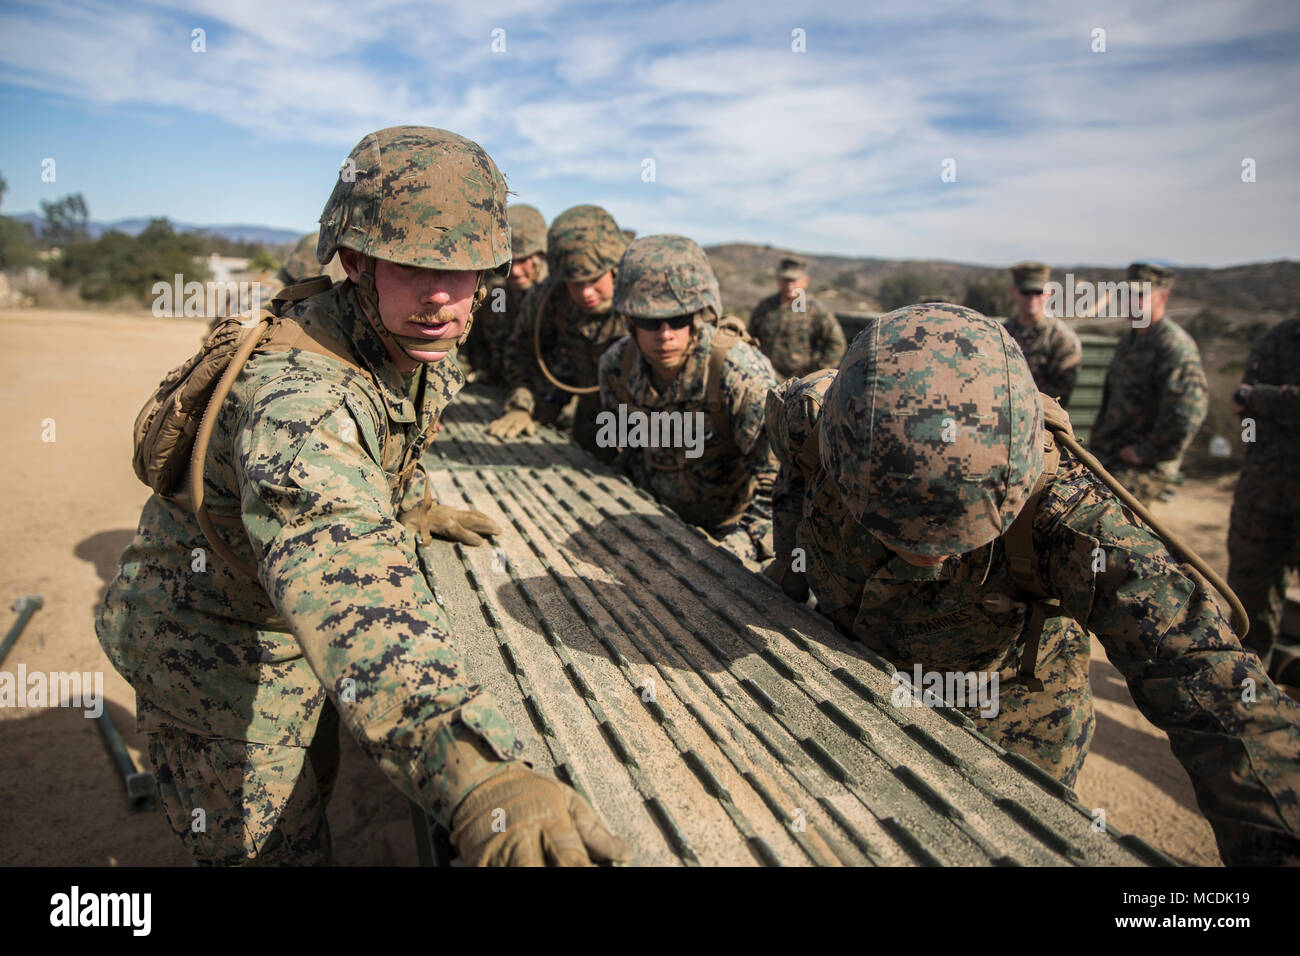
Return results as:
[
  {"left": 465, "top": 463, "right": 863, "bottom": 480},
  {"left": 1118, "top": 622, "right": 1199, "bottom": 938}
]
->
[
  {"left": 704, "top": 316, "right": 749, "bottom": 447},
  {"left": 190, "top": 311, "right": 378, "bottom": 581},
  {"left": 270, "top": 275, "right": 334, "bottom": 313},
  {"left": 1000, "top": 392, "right": 1076, "bottom": 690},
  {"left": 533, "top": 283, "right": 601, "bottom": 395}
]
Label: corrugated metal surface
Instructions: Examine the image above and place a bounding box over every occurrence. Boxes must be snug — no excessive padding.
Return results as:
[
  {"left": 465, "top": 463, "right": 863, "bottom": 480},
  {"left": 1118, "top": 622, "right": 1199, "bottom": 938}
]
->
[{"left": 414, "top": 385, "right": 1170, "bottom": 866}]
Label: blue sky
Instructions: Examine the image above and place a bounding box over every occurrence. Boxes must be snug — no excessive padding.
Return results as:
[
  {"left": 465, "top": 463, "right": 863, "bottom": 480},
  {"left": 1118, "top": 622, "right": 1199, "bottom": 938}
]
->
[{"left": 1, "top": 0, "right": 1297, "bottom": 266}]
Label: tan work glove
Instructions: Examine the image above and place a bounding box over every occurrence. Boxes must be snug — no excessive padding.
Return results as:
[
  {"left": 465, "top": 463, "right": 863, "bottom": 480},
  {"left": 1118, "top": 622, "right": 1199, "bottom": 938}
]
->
[
  {"left": 399, "top": 482, "right": 502, "bottom": 547},
  {"left": 487, "top": 409, "right": 538, "bottom": 439},
  {"left": 450, "top": 763, "right": 635, "bottom": 867},
  {"left": 762, "top": 554, "right": 810, "bottom": 603}
]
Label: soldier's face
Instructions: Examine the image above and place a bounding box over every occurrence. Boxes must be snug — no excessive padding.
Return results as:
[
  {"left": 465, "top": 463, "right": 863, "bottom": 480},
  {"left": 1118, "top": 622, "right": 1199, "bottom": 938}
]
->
[
  {"left": 565, "top": 272, "right": 615, "bottom": 313},
  {"left": 778, "top": 275, "right": 808, "bottom": 302},
  {"left": 1015, "top": 288, "right": 1046, "bottom": 320},
  {"left": 1131, "top": 286, "right": 1169, "bottom": 323},
  {"left": 348, "top": 253, "right": 478, "bottom": 369},
  {"left": 632, "top": 318, "right": 693, "bottom": 373},
  {"left": 510, "top": 254, "right": 541, "bottom": 291}
]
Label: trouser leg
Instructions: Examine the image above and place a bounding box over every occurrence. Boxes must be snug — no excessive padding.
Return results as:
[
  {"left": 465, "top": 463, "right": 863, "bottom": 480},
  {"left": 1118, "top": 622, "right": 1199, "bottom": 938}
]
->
[{"left": 148, "top": 728, "right": 333, "bottom": 866}]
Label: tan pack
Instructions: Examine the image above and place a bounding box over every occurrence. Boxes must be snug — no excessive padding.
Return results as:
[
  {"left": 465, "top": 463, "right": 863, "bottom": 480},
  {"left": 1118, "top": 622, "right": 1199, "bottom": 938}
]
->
[{"left": 130, "top": 276, "right": 371, "bottom": 576}]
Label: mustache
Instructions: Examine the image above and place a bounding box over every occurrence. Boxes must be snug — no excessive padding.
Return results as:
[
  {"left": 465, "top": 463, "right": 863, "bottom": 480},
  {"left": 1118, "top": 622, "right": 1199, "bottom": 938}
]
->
[{"left": 406, "top": 309, "right": 459, "bottom": 325}]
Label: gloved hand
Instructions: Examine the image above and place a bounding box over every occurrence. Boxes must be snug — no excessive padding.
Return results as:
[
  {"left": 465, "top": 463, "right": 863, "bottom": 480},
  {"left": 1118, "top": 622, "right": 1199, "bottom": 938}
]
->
[
  {"left": 762, "top": 554, "right": 810, "bottom": 603},
  {"left": 450, "top": 763, "right": 634, "bottom": 867},
  {"left": 487, "top": 409, "right": 537, "bottom": 439},
  {"left": 400, "top": 499, "right": 502, "bottom": 547}
]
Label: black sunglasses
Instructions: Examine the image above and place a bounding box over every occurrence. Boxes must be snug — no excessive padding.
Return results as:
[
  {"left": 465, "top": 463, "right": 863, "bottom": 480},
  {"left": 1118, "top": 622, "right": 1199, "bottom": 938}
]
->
[{"left": 630, "top": 314, "right": 694, "bottom": 331}]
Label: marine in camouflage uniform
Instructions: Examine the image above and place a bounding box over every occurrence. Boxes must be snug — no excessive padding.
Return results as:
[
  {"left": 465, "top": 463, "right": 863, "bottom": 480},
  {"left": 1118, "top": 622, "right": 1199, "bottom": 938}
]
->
[
  {"left": 598, "top": 235, "right": 779, "bottom": 566},
  {"left": 747, "top": 257, "right": 847, "bottom": 379},
  {"left": 764, "top": 303, "right": 1300, "bottom": 865},
  {"left": 1228, "top": 317, "right": 1300, "bottom": 680},
  {"left": 95, "top": 127, "right": 630, "bottom": 868},
  {"left": 459, "top": 204, "right": 548, "bottom": 386},
  {"left": 1002, "top": 261, "right": 1082, "bottom": 405},
  {"left": 490, "top": 205, "right": 629, "bottom": 455},
  {"left": 1089, "top": 263, "right": 1208, "bottom": 505}
]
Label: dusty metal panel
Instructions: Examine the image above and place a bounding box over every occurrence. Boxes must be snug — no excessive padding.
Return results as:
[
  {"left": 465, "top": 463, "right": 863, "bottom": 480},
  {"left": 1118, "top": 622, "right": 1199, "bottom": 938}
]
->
[
  {"left": 1070, "top": 332, "right": 1120, "bottom": 445},
  {"left": 418, "top": 385, "right": 1169, "bottom": 866}
]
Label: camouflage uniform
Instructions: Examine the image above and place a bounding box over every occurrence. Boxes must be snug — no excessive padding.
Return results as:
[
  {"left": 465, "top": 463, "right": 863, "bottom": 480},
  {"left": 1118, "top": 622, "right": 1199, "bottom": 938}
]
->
[
  {"left": 766, "top": 304, "right": 1300, "bottom": 866},
  {"left": 1003, "top": 314, "right": 1083, "bottom": 405},
  {"left": 747, "top": 258, "right": 846, "bottom": 379},
  {"left": 599, "top": 235, "right": 778, "bottom": 565},
  {"left": 1089, "top": 266, "right": 1207, "bottom": 505},
  {"left": 96, "top": 128, "right": 526, "bottom": 865},
  {"left": 500, "top": 205, "right": 628, "bottom": 454},
  {"left": 460, "top": 205, "right": 548, "bottom": 386},
  {"left": 1004, "top": 261, "right": 1082, "bottom": 404},
  {"left": 1228, "top": 317, "right": 1300, "bottom": 671}
]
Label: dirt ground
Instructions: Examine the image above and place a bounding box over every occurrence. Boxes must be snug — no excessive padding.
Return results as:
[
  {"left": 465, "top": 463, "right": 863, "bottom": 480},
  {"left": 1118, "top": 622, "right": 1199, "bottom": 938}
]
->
[{"left": 0, "top": 306, "right": 1238, "bottom": 867}]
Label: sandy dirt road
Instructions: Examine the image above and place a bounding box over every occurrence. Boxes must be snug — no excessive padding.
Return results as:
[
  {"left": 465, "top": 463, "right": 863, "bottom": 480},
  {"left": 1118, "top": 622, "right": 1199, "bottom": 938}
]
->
[{"left": 0, "top": 307, "right": 1229, "bottom": 866}]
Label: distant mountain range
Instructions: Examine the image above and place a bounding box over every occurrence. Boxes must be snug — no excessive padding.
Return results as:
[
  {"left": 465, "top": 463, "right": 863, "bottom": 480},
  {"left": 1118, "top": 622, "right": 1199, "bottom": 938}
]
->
[
  {"left": 10, "top": 213, "right": 302, "bottom": 246},
  {"left": 7, "top": 211, "right": 1294, "bottom": 318},
  {"left": 703, "top": 243, "right": 1300, "bottom": 319}
]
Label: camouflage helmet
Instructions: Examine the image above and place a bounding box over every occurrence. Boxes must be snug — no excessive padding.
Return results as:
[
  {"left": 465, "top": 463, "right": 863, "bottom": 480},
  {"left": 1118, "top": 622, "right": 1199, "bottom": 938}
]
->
[
  {"left": 821, "top": 303, "right": 1045, "bottom": 557},
  {"left": 547, "top": 205, "right": 628, "bottom": 283},
  {"left": 280, "top": 231, "right": 346, "bottom": 285},
  {"left": 509, "top": 204, "right": 547, "bottom": 259},
  {"left": 316, "top": 126, "right": 511, "bottom": 276},
  {"left": 613, "top": 235, "right": 722, "bottom": 321}
]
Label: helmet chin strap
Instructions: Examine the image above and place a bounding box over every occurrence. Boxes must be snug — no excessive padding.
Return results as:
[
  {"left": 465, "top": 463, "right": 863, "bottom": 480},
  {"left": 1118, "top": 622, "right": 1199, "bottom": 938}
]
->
[{"left": 354, "top": 254, "right": 486, "bottom": 364}]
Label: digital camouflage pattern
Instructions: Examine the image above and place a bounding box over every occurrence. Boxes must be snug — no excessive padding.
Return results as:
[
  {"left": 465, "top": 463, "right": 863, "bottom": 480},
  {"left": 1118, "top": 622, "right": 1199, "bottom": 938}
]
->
[
  {"left": 1003, "top": 314, "right": 1083, "bottom": 405},
  {"left": 1009, "top": 261, "right": 1051, "bottom": 293},
  {"left": 316, "top": 126, "right": 511, "bottom": 274},
  {"left": 747, "top": 291, "right": 847, "bottom": 379},
  {"left": 509, "top": 204, "right": 548, "bottom": 259},
  {"left": 279, "top": 231, "right": 347, "bottom": 287},
  {"left": 460, "top": 258, "right": 549, "bottom": 386},
  {"left": 500, "top": 283, "right": 624, "bottom": 453},
  {"left": 601, "top": 234, "right": 775, "bottom": 563},
  {"left": 460, "top": 205, "right": 550, "bottom": 385},
  {"left": 97, "top": 280, "right": 526, "bottom": 863},
  {"left": 1128, "top": 261, "right": 1176, "bottom": 290},
  {"left": 600, "top": 322, "right": 779, "bottom": 565},
  {"left": 1089, "top": 316, "right": 1208, "bottom": 505},
  {"left": 766, "top": 322, "right": 1300, "bottom": 865},
  {"left": 500, "top": 205, "right": 629, "bottom": 453},
  {"left": 149, "top": 702, "right": 341, "bottom": 864},
  {"left": 545, "top": 204, "right": 628, "bottom": 283},
  {"left": 612, "top": 235, "right": 721, "bottom": 321},
  {"left": 1228, "top": 317, "right": 1300, "bottom": 668},
  {"left": 820, "top": 305, "right": 1044, "bottom": 557},
  {"left": 777, "top": 257, "right": 807, "bottom": 280}
]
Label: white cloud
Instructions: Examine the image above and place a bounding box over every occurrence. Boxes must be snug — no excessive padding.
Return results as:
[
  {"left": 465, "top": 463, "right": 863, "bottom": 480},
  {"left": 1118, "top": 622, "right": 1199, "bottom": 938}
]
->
[{"left": 0, "top": 0, "right": 1295, "bottom": 263}]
